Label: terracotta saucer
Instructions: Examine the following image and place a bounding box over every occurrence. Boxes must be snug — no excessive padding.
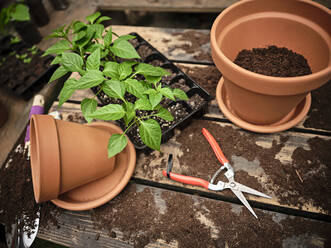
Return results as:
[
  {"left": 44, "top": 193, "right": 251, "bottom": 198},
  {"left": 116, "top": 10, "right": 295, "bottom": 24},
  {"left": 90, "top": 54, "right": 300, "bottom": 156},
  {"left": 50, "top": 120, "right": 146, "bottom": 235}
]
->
[
  {"left": 51, "top": 122, "right": 136, "bottom": 211},
  {"left": 216, "top": 77, "right": 311, "bottom": 133}
]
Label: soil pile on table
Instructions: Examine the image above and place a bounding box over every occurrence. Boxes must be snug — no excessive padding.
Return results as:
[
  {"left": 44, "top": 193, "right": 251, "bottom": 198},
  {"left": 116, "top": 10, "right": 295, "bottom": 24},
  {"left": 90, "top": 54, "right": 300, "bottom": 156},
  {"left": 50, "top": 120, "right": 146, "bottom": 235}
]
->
[
  {"left": 0, "top": 136, "right": 60, "bottom": 237},
  {"left": 0, "top": 142, "right": 39, "bottom": 237},
  {"left": 303, "top": 81, "right": 331, "bottom": 130},
  {"left": 179, "top": 65, "right": 221, "bottom": 99},
  {"left": 91, "top": 183, "right": 331, "bottom": 248},
  {"left": 234, "top": 45, "right": 312, "bottom": 77},
  {"left": 172, "top": 30, "right": 212, "bottom": 61}
]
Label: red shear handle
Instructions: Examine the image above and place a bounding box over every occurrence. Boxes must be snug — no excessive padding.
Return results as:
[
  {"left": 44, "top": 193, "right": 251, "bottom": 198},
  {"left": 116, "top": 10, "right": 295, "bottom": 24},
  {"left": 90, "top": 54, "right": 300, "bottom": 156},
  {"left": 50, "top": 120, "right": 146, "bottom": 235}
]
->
[
  {"left": 162, "top": 170, "right": 209, "bottom": 189},
  {"left": 202, "top": 128, "right": 229, "bottom": 164}
]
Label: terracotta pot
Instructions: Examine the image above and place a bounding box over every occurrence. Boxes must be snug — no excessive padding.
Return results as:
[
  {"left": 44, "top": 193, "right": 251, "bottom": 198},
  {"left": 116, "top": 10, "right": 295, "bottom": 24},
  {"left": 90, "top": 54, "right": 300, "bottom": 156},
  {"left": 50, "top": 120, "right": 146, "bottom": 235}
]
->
[
  {"left": 30, "top": 115, "right": 120, "bottom": 203},
  {"left": 211, "top": 0, "right": 331, "bottom": 129}
]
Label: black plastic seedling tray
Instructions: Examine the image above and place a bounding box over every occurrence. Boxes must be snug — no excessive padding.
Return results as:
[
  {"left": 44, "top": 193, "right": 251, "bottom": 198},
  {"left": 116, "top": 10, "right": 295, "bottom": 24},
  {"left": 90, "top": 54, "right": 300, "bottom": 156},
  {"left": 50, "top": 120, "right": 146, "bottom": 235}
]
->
[
  {"left": 94, "top": 32, "right": 211, "bottom": 152},
  {"left": 0, "top": 36, "right": 57, "bottom": 100}
]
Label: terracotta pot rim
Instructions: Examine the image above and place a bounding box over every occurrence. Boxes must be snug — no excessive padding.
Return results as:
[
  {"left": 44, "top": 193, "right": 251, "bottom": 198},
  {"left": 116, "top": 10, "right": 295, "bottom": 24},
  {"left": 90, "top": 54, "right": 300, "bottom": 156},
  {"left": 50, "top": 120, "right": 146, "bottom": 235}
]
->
[
  {"left": 216, "top": 77, "right": 312, "bottom": 133},
  {"left": 51, "top": 121, "right": 136, "bottom": 211},
  {"left": 30, "top": 115, "right": 61, "bottom": 203},
  {"left": 210, "top": 0, "right": 331, "bottom": 83}
]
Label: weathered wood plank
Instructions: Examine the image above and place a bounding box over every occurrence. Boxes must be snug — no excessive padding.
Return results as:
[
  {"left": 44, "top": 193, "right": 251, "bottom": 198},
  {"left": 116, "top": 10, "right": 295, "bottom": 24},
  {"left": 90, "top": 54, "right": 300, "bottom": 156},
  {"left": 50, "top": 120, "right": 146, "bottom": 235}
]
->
[
  {"left": 134, "top": 120, "right": 331, "bottom": 216},
  {"left": 38, "top": 183, "right": 331, "bottom": 248},
  {"left": 95, "top": 0, "right": 238, "bottom": 12},
  {"left": 95, "top": 0, "right": 331, "bottom": 11},
  {"left": 48, "top": 101, "right": 331, "bottom": 216},
  {"left": 112, "top": 25, "right": 212, "bottom": 63}
]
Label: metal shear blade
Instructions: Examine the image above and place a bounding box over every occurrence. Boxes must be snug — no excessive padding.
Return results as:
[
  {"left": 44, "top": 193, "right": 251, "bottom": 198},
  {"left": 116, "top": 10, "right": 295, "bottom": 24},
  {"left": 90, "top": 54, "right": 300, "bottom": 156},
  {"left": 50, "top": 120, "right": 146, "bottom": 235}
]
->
[
  {"left": 224, "top": 181, "right": 271, "bottom": 199},
  {"left": 162, "top": 128, "right": 272, "bottom": 219}
]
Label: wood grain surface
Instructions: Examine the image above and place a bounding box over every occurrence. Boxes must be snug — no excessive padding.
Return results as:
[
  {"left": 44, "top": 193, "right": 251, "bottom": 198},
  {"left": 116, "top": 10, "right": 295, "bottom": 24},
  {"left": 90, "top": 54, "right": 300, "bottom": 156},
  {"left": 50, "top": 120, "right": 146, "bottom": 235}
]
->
[{"left": 38, "top": 183, "right": 331, "bottom": 248}]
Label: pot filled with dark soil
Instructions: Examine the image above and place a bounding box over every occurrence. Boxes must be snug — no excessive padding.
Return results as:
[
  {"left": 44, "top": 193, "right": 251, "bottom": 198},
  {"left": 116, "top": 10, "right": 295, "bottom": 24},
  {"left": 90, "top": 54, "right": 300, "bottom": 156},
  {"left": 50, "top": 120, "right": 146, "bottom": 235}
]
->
[{"left": 210, "top": 0, "right": 331, "bottom": 132}]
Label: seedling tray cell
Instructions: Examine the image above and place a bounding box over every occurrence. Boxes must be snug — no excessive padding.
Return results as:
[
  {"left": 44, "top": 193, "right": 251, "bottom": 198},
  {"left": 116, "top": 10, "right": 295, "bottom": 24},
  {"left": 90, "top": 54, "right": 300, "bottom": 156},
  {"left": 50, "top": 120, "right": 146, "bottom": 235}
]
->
[
  {"left": 93, "top": 32, "right": 211, "bottom": 152},
  {"left": 0, "top": 37, "right": 57, "bottom": 100}
]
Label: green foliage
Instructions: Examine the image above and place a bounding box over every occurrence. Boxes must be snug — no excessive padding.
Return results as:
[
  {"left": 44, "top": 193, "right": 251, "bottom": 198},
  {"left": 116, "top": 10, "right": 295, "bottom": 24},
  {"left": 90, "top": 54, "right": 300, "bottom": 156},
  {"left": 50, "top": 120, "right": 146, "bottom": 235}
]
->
[
  {"left": 0, "top": 3, "right": 30, "bottom": 35},
  {"left": 45, "top": 11, "right": 189, "bottom": 157}
]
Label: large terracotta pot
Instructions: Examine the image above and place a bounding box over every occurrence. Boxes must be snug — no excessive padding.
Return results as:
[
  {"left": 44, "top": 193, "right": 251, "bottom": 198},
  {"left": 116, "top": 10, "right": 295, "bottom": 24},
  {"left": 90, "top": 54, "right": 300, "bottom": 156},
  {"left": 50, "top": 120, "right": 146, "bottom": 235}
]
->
[
  {"left": 30, "top": 115, "right": 135, "bottom": 205},
  {"left": 211, "top": 0, "right": 331, "bottom": 132}
]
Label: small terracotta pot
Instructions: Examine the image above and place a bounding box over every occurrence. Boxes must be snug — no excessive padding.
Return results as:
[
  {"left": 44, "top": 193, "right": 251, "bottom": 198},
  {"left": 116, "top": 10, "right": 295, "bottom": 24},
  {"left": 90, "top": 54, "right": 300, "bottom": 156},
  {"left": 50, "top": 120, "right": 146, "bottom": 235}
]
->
[
  {"left": 30, "top": 115, "right": 117, "bottom": 203},
  {"left": 211, "top": 0, "right": 331, "bottom": 127}
]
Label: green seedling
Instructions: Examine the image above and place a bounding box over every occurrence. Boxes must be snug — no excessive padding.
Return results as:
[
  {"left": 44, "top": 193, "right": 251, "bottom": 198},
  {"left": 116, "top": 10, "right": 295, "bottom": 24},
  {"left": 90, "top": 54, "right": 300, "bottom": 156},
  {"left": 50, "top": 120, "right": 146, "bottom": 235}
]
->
[
  {"left": 45, "top": 11, "right": 188, "bottom": 158},
  {"left": 10, "top": 36, "right": 20, "bottom": 44},
  {"left": 0, "top": 3, "right": 30, "bottom": 35},
  {"left": 28, "top": 45, "right": 38, "bottom": 55}
]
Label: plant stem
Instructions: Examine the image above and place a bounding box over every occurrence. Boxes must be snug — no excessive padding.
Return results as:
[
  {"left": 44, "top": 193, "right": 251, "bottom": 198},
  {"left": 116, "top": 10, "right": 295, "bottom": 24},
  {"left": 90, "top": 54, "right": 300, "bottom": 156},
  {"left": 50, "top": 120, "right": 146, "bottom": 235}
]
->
[
  {"left": 64, "top": 35, "right": 72, "bottom": 45},
  {"left": 94, "top": 87, "right": 103, "bottom": 99},
  {"left": 122, "top": 118, "right": 138, "bottom": 135}
]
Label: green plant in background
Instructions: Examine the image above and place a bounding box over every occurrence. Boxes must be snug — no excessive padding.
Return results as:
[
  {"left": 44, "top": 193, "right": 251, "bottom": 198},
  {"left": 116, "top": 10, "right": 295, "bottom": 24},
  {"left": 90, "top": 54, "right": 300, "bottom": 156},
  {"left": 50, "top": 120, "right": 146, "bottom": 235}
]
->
[
  {"left": 0, "top": 2, "right": 35, "bottom": 65},
  {"left": 10, "top": 36, "right": 21, "bottom": 44},
  {"left": 44, "top": 12, "right": 188, "bottom": 158},
  {"left": 0, "top": 2, "right": 30, "bottom": 36}
]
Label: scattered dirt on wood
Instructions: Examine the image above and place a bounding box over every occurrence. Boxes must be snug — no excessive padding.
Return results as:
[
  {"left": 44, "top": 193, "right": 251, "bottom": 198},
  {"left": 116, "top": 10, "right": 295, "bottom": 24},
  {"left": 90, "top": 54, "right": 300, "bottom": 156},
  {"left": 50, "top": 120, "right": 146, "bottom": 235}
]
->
[
  {"left": 0, "top": 132, "right": 61, "bottom": 237},
  {"left": 91, "top": 183, "right": 331, "bottom": 248},
  {"left": 92, "top": 183, "right": 216, "bottom": 247},
  {"left": 234, "top": 46, "right": 312, "bottom": 77},
  {"left": 0, "top": 136, "right": 39, "bottom": 237},
  {"left": 92, "top": 185, "right": 158, "bottom": 247},
  {"left": 179, "top": 65, "right": 221, "bottom": 98},
  {"left": 172, "top": 31, "right": 212, "bottom": 61},
  {"left": 136, "top": 44, "right": 154, "bottom": 58},
  {"left": 39, "top": 202, "right": 61, "bottom": 230},
  {"left": 175, "top": 119, "right": 331, "bottom": 213},
  {"left": 291, "top": 137, "right": 331, "bottom": 212},
  {"left": 204, "top": 198, "right": 331, "bottom": 248},
  {"left": 303, "top": 81, "right": 331, "bottom": 131}
]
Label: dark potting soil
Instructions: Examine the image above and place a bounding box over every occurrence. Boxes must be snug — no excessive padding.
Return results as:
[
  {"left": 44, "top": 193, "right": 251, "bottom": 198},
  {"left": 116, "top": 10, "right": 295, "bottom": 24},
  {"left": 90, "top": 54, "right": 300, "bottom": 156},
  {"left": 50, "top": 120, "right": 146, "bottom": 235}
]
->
[
  {"left": 91, "top": 183, "right": 331, "bottom": 248},
  {"left": 0, "top": 134, "right": 60, "bottom": 238},
  {"left": 303, "top": 81, "right": 331, "bottom": 131},
  {"left": 179, "top": 65, "right": 221, "bottom": 99},
  {"left": 175, "top": 120, "right": 331, "bottom": 214},
  {"left": 234, "top": 46, "right": 312, "bottom": 77},
  {"left": 0, "top": 138, "right": 38, "bottom": 237},
  {"left": 125, "top": 102, "right": 190, "bottom": 147},
  {"left": 0, "top": 46, "right": 53, "bottom": 98}
]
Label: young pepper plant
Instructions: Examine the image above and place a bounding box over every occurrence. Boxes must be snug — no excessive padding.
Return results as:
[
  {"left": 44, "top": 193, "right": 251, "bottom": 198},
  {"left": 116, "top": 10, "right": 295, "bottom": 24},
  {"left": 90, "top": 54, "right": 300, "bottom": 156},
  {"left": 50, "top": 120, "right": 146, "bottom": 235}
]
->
[{"left": 44, "top": 12, "right": 188, "bottom": 158}]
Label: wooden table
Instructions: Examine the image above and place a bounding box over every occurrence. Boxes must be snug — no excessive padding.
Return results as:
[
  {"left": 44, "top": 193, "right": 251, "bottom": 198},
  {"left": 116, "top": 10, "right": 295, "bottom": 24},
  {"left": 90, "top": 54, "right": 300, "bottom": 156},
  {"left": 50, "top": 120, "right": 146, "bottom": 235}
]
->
[{"left": 23, "top": 25, "right": 329, "bottom": 248}]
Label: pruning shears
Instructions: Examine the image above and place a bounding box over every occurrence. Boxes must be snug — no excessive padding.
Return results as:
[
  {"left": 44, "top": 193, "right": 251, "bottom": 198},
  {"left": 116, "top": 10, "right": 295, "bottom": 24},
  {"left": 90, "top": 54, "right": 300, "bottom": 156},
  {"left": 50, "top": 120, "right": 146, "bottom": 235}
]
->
[{"left": 162, "top": 128, "right": 271, "bottom": 218}]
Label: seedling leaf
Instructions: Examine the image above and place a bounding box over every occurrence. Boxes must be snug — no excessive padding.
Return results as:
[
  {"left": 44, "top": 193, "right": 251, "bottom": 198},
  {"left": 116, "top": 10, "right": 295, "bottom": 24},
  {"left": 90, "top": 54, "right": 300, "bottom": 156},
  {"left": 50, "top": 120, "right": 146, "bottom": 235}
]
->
[
  {"left": 49, "top": 65, "right": 68, "bottom": 83},
  {"left": 81, "top": 98, "right": 98, "bottom": 123},
  {"left": 139, "top": 119, "right": 161, "bottom": 150},
  {"left": 107, "top": 134, "right": 128, "bottom": 158},
  {"left": 87, "top": 104, "right": 125, "bottom": 120}
]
